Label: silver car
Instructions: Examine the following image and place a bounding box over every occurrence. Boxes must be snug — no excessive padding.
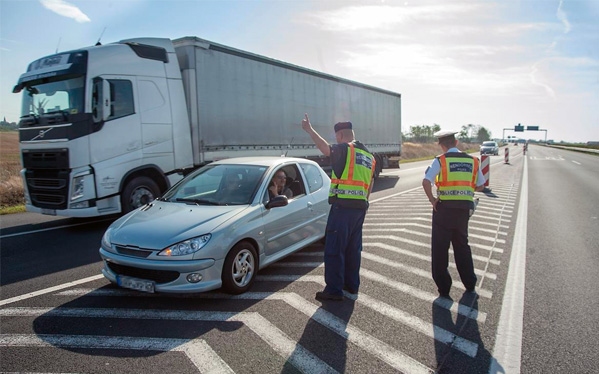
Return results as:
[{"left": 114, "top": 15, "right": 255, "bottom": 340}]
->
[
  {"left": 480, "top": 141, "right": 499, "bottom": 155},
  {"left": 99, "top": 157, "right": 330, "bottom": 294}
]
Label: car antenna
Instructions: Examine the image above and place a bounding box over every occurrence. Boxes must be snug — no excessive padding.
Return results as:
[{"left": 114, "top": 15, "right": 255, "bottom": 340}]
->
[
  {"left": 55, "top": 37, "right": 61, "bottom": 53},
  {"left": 283, "top": 137, "right": 294, "bottom": 157},
  {"left": 95, "top": 26, "right": 107, "bottom": 46}
]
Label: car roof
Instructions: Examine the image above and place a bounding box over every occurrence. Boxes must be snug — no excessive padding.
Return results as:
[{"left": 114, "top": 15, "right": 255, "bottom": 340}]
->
[{"left": 210, "top": 156, "right": 318, "bottom": 168}]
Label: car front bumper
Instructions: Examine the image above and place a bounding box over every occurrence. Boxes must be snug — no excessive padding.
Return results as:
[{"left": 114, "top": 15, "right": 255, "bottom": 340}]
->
[{"left": 99, "top": 247, "right": 225, "bottom": 293}]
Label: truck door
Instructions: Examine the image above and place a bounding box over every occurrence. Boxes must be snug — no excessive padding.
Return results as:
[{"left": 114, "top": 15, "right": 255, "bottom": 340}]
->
[{"left": 89, "top": 76, "right": 141, "bottom": 198}]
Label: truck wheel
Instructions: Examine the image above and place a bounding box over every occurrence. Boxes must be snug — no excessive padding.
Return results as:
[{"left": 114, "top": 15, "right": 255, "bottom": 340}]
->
[
  {"left": 121, "top": 176, "right": 160, "bottom": 214},
  {"left": 222, "top": 241, "right": 257, "bottom": 294},
  {"left": 373, "top": 155, "right": 383, "bottom": 179}
]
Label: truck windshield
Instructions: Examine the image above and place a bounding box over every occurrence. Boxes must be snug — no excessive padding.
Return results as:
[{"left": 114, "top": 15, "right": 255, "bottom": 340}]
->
[{"left": 20, "top": 76, "right": 84, "bottom": 118}]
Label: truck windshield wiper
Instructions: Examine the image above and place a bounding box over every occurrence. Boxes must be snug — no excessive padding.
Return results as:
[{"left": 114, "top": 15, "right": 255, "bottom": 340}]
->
[{"left": 175, "top": 198, "right": 220, "bottom": 206}]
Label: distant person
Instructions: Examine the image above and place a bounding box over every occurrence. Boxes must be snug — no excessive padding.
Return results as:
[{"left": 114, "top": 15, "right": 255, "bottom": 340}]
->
[
  {"left": 422, "top": 130, "right": 486, "bottom": 298},
  {"left": 268, "top": 170, "right": 293, "bottom": 199},
  {"left": 301, "top": 113, "right": 376, "bottom": 301}
]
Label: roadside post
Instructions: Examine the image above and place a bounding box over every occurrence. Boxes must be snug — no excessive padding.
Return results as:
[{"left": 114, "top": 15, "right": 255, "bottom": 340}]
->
[
  {"left": 481, "top": 155, "right": 491, "bottom": 192},
  {"left": 504, "top": 147, "right": 510, "bottom": 164}
]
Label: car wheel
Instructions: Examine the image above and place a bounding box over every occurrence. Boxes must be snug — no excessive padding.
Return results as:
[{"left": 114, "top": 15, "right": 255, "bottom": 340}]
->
[
  {"left": 222, "top": 241, "right": 257, "bottom": 294},
  {"left": 121, "top": 176, "right": 160, "bottom": 214}
]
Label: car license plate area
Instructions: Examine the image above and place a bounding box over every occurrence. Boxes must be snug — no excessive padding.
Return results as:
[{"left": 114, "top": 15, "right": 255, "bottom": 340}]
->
[
  {"left": 41, "top": 208, "right": 56, "bottom": 216},
  {"left": 117, "top": 275, "right": 155, "bottom": 293}
]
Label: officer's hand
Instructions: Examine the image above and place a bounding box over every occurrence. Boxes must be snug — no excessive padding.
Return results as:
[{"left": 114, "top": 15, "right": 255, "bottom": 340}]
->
[
  {"left": 431, "top": 197, "right": 439, "bottom": 212},
  {"left": 301, "top": 113, "right": 312, "bottom": 132}
]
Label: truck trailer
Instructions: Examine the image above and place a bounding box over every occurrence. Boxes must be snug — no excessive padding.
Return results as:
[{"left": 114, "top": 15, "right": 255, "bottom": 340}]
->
[{"left": 13, "top": 36, "right": 402, "bottom": 218}]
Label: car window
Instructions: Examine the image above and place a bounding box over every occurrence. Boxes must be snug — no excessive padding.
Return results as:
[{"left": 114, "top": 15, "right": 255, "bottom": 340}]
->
[
  {"left": 263, "top": 164, "right": 306, "bottom": 204},
  {"left": 300, "top": 163, "right": 325, "bottom": 193}
]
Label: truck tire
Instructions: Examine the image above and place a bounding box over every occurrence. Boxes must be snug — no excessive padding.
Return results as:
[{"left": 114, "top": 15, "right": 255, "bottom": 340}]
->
[
  {"left": 221, "top": 241, "right": 257, "bottom": 294},
  {"left": 121, "top": 176, "right": 160, "bottom": 214},
  {"left": 373, "top": 154, "right": 383, "bottom": 179}
]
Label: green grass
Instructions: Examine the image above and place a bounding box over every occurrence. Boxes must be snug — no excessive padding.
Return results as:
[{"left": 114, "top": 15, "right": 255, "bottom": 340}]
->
[{"left": 0, "top": 204, "right": 26, "bottom": 215}]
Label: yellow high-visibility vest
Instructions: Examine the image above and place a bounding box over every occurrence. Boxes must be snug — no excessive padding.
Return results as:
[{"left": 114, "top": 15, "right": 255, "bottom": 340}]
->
[
  {"left": 435, "top": 153, "right": 479, "bottom": 202},
  {"left": 330, "top": 143, "right": 376, "bottom": 201}
]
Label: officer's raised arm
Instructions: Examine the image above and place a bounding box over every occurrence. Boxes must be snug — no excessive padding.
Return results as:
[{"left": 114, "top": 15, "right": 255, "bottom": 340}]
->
[{"left": 301, "top": 113, "right": 330, "bottom": 156}]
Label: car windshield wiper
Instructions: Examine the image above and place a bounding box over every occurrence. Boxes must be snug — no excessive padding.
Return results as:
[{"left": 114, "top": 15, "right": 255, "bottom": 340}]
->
[{"left": 175, "top": 198, "right": 220, "bottom": 206}]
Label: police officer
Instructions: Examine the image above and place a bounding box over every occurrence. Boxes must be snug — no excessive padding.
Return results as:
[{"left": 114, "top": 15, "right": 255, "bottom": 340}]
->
[
  {"left": 301, "top": 113, "right": 376, "bottom": 301},
  {"left": 422, "top": 130, "right": 486, "bottom": 298}
]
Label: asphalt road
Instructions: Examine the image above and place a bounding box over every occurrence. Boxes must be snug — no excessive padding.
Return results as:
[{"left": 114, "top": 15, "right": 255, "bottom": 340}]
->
[{"left": 1, "top": 144, "right": 597, "bottom": 373}]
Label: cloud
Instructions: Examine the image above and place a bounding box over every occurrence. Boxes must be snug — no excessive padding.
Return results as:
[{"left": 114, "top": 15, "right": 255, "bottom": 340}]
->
[
  {"left": 39, "top": 0, "right": 91, "bottom": 23},
  {"left": 556, "top": 0, "right": 571, "bottom": 34}
]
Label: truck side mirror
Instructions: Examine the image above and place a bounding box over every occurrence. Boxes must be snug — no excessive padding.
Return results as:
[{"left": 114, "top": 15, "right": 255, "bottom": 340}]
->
[{"left": 91, "top": 77, "right": 111, "bottom": 123}]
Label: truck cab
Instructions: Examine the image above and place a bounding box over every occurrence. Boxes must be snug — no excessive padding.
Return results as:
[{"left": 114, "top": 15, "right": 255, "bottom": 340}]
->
[{"left": 13, "top": 38, "right": 192, "bottom": 217}]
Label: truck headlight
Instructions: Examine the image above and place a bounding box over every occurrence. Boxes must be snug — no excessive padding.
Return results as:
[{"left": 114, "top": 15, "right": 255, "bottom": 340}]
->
[
  {"left": 71, "top": 175, "right": 85, "bottom": 201},
  {"left": 158, "top": 234, "right": 211, "bottom": 256}
]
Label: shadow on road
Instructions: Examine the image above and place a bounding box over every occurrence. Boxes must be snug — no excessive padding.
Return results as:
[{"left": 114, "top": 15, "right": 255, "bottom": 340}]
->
[{"left": 432, "top": 292, "right": 500, "bottom": 373}]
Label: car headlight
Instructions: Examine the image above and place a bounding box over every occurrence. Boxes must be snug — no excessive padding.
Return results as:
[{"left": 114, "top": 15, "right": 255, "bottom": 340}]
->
[
  {"left": 101, "top": 227, "right": 113, "bottom": 249},
  {"left": 158, "top": 234, "right": 212, "bottom": 256}
]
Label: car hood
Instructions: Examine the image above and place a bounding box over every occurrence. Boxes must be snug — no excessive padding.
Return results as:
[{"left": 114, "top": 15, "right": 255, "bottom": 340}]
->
[{"left": 108, "top": 201, "right": 249, "bottom": 250}]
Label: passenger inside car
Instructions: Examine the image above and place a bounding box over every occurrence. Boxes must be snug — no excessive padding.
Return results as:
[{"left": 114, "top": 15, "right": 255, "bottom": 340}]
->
[{"left": 268, "top": 169, "right": 293, "bottom": 199}]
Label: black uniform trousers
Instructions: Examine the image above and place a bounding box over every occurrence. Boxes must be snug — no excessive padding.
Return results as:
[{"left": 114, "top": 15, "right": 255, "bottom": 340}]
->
[{"left": 431, "top": 201, "right": 477, "bottom": 295}]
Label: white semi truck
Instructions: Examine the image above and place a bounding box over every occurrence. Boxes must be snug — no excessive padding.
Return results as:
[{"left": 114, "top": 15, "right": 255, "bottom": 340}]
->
[{"left": 13, "top": 36, "right": 402, "bottom": 218}]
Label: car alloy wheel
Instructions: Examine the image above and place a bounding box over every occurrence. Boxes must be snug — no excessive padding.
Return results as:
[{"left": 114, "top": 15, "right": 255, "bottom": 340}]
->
[{"left": 222, "top": 241, "right": 257, "bottom": 294}]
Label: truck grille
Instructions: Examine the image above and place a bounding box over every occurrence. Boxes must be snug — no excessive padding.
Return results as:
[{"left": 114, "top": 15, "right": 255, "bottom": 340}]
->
[{"left": 22, "top": 149, "right": 70, "bottom": 209}]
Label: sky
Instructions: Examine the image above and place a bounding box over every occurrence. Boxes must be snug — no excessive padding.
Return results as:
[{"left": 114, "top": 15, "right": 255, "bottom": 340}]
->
[{"left": 1, "top": 0, "right": 597, "bottom": 143}]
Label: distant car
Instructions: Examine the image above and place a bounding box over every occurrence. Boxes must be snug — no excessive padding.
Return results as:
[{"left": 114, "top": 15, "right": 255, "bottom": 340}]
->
[
  {"left": 480, "top": 141, "right": 499, "bottom": 155},
  {"left": 99, "top": 157, "right": 330, "bottom": 295}
]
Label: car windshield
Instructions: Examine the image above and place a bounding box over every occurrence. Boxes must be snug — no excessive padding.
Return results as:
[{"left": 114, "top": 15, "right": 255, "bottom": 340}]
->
[
  {"left": 482, "top": 142, "right": 497, "bottom": 146},
  {"left": 162, "top": 164, "right": 268, "bottom": 205}
]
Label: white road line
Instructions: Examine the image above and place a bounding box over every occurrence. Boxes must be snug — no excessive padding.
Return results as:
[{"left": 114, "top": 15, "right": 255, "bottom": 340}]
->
[
  {"left": 364, "top": 235, "right": 504, "bottom": 254},
  {"left": 572, "top": 160, "right": 581, "bottom": 165},
  {"left": 358, "top": 270, "right": 489, "bottom": 321},
  {"left": 367, "top": 242, "right": 501, "bottom": 267},
  {"left": 55, "top": 283, "right": 484, "bottom": 361},
  {"left": 0, "top": 307, "right": 337, "bottom": 374},
  {"left": 241, "top": 293, "right": 435, "bottom": 374},
  {"left": 0, "top": 274, "right": 104, "bottom": 306},
  {"left": 0, "top": 217, "right": 115, "bottom": 239},
  {"left": 0, "top": 333, "right": 233, "bottom": 373},
  {"left": 369, "top": 186, "right": 422, "bottom": 204},
  {"left": 361, "top": 251, "right": 497, "bottom": 281},
  {"left": 489, "top": 155, "right": 528, "bottom": 374},
  {"left": 352, "top": 293, "right": 478, "bottom": 357}
]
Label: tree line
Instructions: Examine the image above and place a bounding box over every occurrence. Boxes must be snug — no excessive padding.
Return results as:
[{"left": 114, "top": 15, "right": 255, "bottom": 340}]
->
[
  {"left": 403, "top": 124, "right": 491, "bottom": 144},
  {"left": 0, "top": 119, "right": 18, "bottom": 131}
]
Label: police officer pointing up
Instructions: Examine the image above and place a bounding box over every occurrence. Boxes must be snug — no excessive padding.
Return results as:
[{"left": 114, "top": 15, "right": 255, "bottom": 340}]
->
[
  {"left": 422, "top": 130, "right": 486, "bottom": 298},
  {"left": 302, "top": 113, "right": 376, "bottom": 301}
]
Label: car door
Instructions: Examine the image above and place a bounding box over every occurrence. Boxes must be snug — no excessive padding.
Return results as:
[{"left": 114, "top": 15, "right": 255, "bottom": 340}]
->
[{"left": 261, "top": 164, "right": 314, "bottom": 258}]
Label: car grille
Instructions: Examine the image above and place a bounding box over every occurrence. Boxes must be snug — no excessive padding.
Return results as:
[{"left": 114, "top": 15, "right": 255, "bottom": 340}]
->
[
  {"left": 115, "top": 245, "right": 153, "bottom": 258},
  {"left": 107, "top": 262, "right": 180, "bottom": 284}
]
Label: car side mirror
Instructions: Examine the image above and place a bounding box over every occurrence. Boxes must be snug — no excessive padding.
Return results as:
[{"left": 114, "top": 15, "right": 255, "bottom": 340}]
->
[{"left": 265, "top": 195, "right": 288, "bottom": 209}]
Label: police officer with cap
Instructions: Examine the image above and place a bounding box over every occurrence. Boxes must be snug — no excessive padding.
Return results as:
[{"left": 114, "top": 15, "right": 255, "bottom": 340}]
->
[
  {"left": 422, "top": 130, "right": 486, "bottom": 298},
  {"left": 302, "top": 113, "right": 376, "bottom": 301}
]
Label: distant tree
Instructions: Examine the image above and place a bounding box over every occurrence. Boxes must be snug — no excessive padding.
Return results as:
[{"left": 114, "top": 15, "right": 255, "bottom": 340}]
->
[
  {"left": 409, "top": 124, "right": 441, "bottom": 143},
  {"left": 0, "top": 118, "right": 18, "bottom": 131},
  {"left": 476, "top": 127, "right": 491, "bottom": 143}
]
